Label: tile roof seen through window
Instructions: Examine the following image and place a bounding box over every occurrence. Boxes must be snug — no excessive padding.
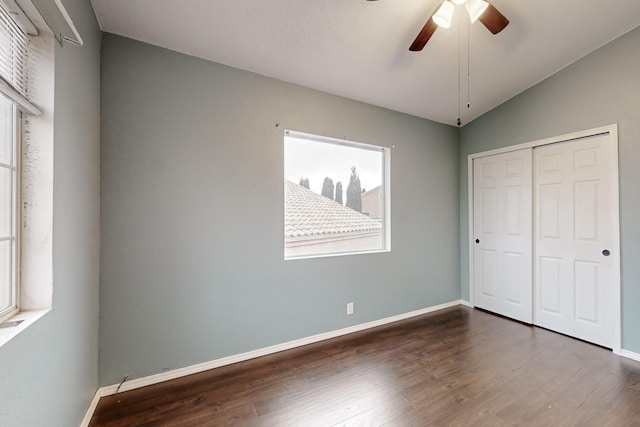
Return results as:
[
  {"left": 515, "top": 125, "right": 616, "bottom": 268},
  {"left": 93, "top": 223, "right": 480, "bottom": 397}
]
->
[{"left": 285, "top": 180, "right": 382, "bottom": 238}]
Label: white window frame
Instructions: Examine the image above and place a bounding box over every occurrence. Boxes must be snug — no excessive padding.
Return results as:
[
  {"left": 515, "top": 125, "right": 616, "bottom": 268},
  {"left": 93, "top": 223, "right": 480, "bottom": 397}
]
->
[
  {"left": 0, "top": 98, "right": 20, "bottom": 323},
  {"left": 284, "top": 130, "right": 391, "bottom": 260},
  {"left": 0, "top": 0, "right": 54, "bottom": 346}
]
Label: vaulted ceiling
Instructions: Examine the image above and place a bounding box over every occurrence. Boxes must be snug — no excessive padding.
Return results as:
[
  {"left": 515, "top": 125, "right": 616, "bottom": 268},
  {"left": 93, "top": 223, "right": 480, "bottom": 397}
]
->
[{"left": 91, "top": 0, "right": 640, "bottom": 126}]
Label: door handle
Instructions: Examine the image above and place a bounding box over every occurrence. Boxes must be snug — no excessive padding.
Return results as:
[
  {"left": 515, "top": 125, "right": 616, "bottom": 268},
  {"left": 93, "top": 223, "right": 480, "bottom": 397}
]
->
[
  {"left": 475, "top": 239, "right": 480, "bottom": 244},
  {"left": 602, "top": 249, "right": 611, "bottom": 256}
]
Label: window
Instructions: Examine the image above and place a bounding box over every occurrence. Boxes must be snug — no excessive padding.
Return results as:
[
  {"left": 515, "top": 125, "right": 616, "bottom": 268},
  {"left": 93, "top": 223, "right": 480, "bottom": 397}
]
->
[
  {"left": 0, "top": 2, "right": 30, "bottom": 323},
  {"left": 284, "top": 130, "right": 390, "bottom": 259},
  {"left": 0, "top": 1, "right": 53, "bottom": 341},
  {"left": 0, "top": 94, "right": 17, "bottom": 321}
]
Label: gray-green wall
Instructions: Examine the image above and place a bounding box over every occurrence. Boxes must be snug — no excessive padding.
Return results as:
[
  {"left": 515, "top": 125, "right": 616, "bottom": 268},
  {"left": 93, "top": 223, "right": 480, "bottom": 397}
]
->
[
  {"left": 460, "top": 26, "right": 640, "bottom": 352},
  {"left": 100, "top": 34, "right": 460, "bottom": 385},
  {"left": 0, "top": 0, "right": 101, "bottom": 425}
]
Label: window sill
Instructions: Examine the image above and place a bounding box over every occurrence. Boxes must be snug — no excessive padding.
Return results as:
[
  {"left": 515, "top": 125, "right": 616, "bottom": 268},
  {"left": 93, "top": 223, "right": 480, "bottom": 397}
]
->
[
  {"left": 285, "top": 247, "right": 391, "bottom": 261},
  {"left": 0, "top": 309, "right": 50, "bottom": 348}
]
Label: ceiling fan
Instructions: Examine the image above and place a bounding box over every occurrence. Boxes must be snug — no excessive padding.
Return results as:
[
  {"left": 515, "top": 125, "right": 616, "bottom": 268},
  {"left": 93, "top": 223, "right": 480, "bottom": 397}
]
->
[{"left": 367, "top": 0, "right": 509, "bottom": 51}]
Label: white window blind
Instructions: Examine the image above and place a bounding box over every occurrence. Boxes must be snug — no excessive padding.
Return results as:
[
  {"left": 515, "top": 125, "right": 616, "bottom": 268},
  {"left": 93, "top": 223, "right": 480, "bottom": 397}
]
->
[
  {"left": 0, "top": 3, "right": 27, "bottom": 95},
  {"left": 0, "top": 2, "right": 38, "bottom": 115}
]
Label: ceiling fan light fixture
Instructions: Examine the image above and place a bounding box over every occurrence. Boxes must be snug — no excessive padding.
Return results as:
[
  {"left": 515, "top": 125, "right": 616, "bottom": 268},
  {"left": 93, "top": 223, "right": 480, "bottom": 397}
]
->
[
  {"left": 432, "top": 1, "right": 455, "bottom": 29},
  {"left": 451, "top": 0, "right": 467, "bottom": 5},
  {"left": 465, "top": 0, "right": 489, "bottom": 23}
]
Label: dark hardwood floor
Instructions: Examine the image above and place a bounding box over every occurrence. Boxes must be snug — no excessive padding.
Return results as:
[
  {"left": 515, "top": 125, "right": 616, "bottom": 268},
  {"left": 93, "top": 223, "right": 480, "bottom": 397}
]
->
[{"left": 90, "top": 307, "right": 640, "bottom": 426}]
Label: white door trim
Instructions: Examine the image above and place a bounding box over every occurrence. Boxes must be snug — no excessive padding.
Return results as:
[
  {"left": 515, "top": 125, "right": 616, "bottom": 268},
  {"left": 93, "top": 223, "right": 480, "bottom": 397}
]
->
[{"left": 467, "top": 124, "right": 620, "bottom": 354}]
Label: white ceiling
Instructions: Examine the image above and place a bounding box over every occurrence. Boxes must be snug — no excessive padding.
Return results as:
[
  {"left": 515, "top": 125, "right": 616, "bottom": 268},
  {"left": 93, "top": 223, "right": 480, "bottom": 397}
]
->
[{"left": 90, "top": 0, "right": 640, "bottom": 126}]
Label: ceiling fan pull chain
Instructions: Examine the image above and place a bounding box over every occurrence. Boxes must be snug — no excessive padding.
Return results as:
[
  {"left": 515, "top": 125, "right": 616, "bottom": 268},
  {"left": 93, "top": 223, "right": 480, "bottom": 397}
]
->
[
  {"left": 457, "top": 13, "right": 462, "bottom": 127},
  {"left": 467, "top": 18, "right": 471, "bottom": 110}
]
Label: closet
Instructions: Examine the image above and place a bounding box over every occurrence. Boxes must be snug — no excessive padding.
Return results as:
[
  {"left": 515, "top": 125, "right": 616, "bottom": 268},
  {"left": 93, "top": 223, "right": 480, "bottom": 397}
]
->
[{"left": 470, "top": 126, "right": 620, "bottom": 349}]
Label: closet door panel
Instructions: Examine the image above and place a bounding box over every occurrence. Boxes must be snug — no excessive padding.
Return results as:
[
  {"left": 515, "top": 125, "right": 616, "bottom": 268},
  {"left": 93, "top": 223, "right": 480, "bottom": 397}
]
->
[
  {"left": 534, "top": 134, "right": 616, "bottom": 348},
  {"left": 473, "top": 149, "right": 532, "bottom": 323}
]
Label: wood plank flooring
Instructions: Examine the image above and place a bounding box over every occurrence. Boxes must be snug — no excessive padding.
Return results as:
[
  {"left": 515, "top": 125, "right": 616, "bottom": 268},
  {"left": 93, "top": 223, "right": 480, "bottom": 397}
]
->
[{"left": 90, "top": 307, "right": 640, "bottom": 426}]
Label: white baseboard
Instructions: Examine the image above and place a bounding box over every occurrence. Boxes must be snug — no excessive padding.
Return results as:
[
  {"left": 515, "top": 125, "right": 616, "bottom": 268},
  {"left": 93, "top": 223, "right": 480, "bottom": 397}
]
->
[
  {"left": 620, "top": 349, "right": 640, "bottom": 363},
  {"left": 460, "top": 300, "right": 473, "bottom": 308},
  {"left": 99, "top": 299, "right": 463, "bottom": 397},
  {"left": 79, "top": 389, "right": 101, "bottom": 427}
]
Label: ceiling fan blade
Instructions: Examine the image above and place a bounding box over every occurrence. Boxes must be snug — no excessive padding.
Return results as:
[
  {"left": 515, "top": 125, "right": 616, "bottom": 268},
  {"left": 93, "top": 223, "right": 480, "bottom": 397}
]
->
[
  {"left": 409, "top": 4, "right": 440, "bottom": 51},
  {"left": 478, "top": 3, "right": 509, "bottom": 34}
]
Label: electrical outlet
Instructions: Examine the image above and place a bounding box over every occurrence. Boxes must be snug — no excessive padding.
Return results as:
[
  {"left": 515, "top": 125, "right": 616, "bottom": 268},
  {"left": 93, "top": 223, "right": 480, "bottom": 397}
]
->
[{"left": 347, "top": 302, "right": 354, "bottom": 315}]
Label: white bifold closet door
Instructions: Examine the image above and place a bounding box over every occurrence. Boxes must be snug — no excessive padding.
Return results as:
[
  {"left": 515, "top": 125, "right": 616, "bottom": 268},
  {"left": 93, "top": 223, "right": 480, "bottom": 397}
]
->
[
  {"left": 473, "top": 149, "right": 533, "bottom": 324},
  {"left": 534, "top": 134, "right": 617, "bottom": 348}
]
